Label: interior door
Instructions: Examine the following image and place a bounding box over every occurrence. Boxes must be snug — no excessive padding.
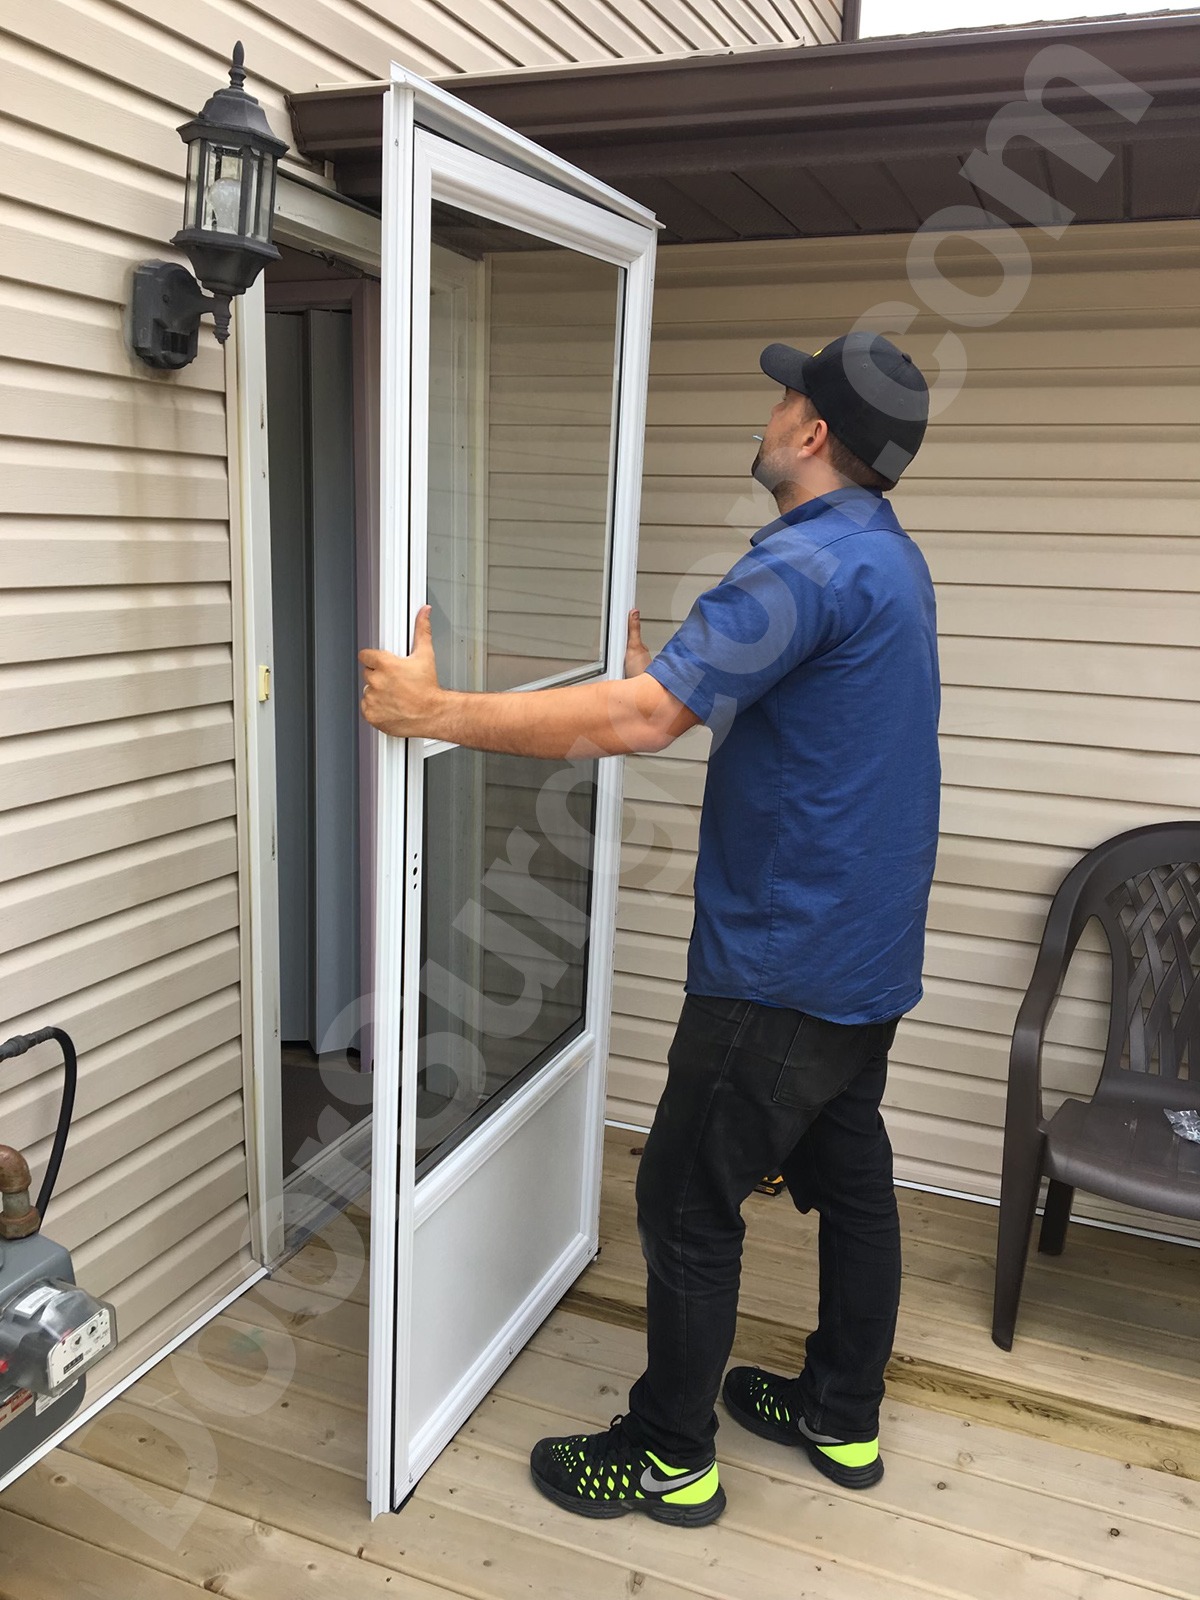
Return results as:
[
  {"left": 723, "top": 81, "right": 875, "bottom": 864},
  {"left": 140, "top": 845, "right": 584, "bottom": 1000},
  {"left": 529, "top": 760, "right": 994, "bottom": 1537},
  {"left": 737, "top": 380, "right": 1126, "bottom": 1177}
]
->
[{"left": 368, "top": 99, "right": 656, "bottom": 1516}]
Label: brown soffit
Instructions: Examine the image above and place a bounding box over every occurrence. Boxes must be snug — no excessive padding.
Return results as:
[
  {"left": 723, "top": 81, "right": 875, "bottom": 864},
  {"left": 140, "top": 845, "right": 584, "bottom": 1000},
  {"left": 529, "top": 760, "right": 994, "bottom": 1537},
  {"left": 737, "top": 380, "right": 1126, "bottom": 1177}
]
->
[{"left": 289, "top": 14, "right": 1200, "bottom": 241}]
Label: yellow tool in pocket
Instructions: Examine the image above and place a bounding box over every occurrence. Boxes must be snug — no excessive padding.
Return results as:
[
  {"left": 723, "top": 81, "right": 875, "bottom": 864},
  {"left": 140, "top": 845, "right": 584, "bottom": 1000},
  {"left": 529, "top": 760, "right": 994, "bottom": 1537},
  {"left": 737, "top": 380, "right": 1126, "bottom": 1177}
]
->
[{"left": 754, "top": 1173, "right": 785, "bottom": 1196}]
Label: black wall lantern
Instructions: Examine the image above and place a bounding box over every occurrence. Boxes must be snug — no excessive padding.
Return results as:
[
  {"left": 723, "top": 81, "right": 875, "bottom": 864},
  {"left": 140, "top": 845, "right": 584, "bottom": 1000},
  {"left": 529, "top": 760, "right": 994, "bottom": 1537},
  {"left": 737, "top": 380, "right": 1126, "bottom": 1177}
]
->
[{"left": 132, "top": 44, "right": 288, "bottom": 369}]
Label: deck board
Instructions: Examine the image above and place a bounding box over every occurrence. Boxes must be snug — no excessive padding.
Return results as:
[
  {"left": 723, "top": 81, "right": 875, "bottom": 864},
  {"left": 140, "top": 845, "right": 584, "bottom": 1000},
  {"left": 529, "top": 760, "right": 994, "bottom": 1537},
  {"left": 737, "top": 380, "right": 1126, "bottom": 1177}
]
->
[
  {"left": 239, "top": 1276, "right": 370, "bottom": 1355},
  {"left": 0, "top": 1506, "right": 207, "bottom": 1599},
  {"left": 2, "top": 1127, "right": 1199, "bottom": 1597}
]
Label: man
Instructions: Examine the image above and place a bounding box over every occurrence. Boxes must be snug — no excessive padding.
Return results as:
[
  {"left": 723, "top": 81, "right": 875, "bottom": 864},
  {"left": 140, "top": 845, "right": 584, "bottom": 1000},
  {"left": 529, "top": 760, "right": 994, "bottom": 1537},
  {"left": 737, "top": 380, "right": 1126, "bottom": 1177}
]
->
[{"left": 361, "top": 331, "right": 941, "bottom": 1529}]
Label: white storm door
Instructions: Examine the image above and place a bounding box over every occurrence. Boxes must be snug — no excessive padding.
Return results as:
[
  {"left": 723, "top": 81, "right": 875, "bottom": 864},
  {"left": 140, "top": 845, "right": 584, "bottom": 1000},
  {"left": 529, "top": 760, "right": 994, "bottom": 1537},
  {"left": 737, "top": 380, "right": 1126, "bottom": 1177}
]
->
[{"left": 368, "top": 109, "right": 656, "bottom": 1516}]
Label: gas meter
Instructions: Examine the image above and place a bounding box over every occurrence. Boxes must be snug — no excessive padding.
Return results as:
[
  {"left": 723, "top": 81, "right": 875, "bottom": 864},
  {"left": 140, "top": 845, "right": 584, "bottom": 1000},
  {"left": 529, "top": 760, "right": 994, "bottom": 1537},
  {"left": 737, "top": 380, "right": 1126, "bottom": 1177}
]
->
[{"left": 0, "top": 1028, "right": 117, "bottom": 1478}]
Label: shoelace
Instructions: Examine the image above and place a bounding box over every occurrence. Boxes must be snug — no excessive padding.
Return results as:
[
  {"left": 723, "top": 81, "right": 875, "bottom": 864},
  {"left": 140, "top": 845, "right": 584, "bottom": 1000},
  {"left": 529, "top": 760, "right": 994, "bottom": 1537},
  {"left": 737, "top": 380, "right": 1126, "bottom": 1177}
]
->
[
  {"left": 594, "top": 1414, "right": 632, "bottom": 1470},
  {"left": 566, "top": 1414, "right": 635, "bottom": 1489}
]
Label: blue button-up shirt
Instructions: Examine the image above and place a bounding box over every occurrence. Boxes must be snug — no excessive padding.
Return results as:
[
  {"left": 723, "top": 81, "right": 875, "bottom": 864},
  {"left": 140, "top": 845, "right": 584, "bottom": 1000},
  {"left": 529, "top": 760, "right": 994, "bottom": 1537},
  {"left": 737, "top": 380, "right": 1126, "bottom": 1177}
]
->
[{"left": 646, "top": 486, "right": 941, "bottom": 1024}]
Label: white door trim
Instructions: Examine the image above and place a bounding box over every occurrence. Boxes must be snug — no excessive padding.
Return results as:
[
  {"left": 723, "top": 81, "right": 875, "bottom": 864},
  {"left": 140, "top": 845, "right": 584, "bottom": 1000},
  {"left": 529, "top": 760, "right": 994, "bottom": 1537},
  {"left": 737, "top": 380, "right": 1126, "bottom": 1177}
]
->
[
  {"left": 230, "top": 277, "right": 283, "bottom": 1267},
  {"left": 366, "top": 78, "right": 417, "bottom": 1520},
  {"left": 420, "top": 133, "right": 653, "bottom": 268},
  {"left": 275, "top": 173, "right": 382, "bottom": 273}
]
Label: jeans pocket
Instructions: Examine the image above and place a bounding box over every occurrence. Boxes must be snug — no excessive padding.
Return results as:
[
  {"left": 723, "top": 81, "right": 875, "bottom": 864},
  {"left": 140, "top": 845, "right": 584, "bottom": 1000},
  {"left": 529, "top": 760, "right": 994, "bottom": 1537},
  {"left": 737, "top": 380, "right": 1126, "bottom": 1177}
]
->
[
  {"left": 772, "top": 1014, "right": 877, "bottom": 1111},
  {"left": 667, "top": 995, "right": 751, "bottom": 1080}
]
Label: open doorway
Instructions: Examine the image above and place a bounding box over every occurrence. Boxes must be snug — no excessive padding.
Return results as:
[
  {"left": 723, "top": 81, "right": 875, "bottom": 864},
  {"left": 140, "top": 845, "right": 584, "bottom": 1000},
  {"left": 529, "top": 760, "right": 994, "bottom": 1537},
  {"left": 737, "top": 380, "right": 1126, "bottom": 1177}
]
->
[
  {"left": 262, "top": 245, "right": 379, "bottom": 1211},
  {"left": 255, "top": 227, "right": 500, "bottom": 1217}
]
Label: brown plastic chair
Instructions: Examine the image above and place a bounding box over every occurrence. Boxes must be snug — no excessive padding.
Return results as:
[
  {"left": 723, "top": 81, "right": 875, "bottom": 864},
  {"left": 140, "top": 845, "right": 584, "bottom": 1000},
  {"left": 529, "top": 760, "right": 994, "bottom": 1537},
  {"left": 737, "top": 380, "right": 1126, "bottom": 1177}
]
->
[{"left": 992, "top": 821, "right": 1200, "bottom": 1350}]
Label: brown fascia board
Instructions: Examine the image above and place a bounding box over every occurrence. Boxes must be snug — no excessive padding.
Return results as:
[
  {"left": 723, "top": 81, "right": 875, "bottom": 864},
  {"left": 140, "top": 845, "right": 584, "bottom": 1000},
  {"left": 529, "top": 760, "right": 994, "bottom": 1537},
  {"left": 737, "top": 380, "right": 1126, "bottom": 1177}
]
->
[
  {"left": 288, "top": 13, "right": 1200, "bottom": 194},
  {"left": 290, "top": 81, "right": 385, "bottom": 161},
  {"left": 565, "top": 105, "right": 1193, "bottom": 183},
  {"left": 440, "top": 13, "right": 1200, "bottom": 148}
]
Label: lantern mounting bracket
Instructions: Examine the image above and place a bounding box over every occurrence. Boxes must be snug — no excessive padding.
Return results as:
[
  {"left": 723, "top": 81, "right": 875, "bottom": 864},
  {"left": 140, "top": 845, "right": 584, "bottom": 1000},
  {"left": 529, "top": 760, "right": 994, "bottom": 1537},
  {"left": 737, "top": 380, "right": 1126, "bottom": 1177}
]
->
[{"left": 131, "top": 261, "right": 232, "bottom": 370}]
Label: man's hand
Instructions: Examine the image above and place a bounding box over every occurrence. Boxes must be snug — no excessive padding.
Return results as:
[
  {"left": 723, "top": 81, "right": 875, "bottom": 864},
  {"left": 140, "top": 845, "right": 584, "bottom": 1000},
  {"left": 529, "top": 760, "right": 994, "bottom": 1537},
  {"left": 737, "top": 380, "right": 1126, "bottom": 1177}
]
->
[
  {"left": 360, "top": 604, "right": 443, "bottom": 738},
  {"left": 625, "top": 608, "right": 652, "bottom": 679}
]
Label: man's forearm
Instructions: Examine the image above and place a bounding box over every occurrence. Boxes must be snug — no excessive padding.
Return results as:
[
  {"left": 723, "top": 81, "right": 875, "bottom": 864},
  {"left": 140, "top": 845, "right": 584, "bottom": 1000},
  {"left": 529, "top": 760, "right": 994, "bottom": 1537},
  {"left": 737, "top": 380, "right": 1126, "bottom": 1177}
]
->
[
  {"left": 426, "top": 675, "right": 691, "bottom": 759},
  {"left": 359, "top": 607, "right": 702, "bottom": 753}
]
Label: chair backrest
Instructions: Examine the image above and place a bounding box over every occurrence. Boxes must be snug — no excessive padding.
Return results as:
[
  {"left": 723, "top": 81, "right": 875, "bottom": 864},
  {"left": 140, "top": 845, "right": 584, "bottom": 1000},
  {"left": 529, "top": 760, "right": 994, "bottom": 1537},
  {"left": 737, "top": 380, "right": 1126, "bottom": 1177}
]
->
[{"left": 1064, "top": 823, "right": 1200, "bottom": 1107}]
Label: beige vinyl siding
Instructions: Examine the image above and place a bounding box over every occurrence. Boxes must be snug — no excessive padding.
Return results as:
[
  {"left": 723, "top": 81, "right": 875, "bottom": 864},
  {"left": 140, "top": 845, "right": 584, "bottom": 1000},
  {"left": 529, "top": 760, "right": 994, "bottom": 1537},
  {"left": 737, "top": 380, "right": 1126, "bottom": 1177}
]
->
[
  {"left": 0, "top": 76, "right": 252, "bottom": 1396},
  {"left": 0, "top": 262, "right": 251, "bottom": 1404},
  {"left": 472, "top": 250, "right": 622, "bottom": 1087},
  {"left": 611, "top": 219, "right": 1200, "bottom": 1240},
  {"left": 3, "top": 0, "right": 836, "bottom": 155},
  {"left": 486, "top": 248, "right": 620, "bottom": 688}
]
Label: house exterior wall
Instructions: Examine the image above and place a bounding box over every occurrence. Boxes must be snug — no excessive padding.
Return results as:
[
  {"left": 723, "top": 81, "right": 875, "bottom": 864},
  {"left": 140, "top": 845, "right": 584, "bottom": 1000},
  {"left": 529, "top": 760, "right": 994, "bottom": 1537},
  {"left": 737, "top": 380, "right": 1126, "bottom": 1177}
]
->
[
  {"left": 0, "top": 0, "right": 842, "bottom": 1407},
  {"left": 2, "top": 0, "right": 1194, "bottom": 1425},
  {"left": 610, "top": 218, "right": 1200, "bottom": 1239}
]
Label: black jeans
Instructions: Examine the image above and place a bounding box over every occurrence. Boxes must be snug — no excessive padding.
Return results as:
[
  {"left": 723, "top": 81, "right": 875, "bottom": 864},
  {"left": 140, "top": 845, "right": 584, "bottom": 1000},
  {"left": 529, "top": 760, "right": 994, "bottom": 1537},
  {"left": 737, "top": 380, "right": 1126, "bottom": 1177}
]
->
[{"left": 625, "top": 994, "right": 902, "bottom": 1466}]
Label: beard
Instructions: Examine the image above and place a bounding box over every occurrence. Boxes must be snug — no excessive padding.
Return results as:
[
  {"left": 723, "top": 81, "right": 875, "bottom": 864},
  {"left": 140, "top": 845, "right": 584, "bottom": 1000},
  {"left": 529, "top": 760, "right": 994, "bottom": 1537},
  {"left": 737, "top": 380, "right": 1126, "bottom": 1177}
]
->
[{"left": 751, "top": 444, "right": 786, "bottom": 492}]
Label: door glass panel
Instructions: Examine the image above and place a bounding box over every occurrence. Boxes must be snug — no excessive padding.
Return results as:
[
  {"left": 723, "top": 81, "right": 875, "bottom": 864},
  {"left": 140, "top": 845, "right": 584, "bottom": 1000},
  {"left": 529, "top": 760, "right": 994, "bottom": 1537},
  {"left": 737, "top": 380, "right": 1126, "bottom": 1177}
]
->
[
  {"left": 427, "top": 200, "right": 624, "bottom": 693},
  {"left": 416, "top": 748, "right": 597, "bottom": 1170}
]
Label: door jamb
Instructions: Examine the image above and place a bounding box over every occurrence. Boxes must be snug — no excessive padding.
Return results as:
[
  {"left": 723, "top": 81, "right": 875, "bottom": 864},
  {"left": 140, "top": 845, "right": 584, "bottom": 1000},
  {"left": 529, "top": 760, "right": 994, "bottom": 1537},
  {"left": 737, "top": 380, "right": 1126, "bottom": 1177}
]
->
[{"left": 232, "top": 175, "right": 382, "bottom": 1267}]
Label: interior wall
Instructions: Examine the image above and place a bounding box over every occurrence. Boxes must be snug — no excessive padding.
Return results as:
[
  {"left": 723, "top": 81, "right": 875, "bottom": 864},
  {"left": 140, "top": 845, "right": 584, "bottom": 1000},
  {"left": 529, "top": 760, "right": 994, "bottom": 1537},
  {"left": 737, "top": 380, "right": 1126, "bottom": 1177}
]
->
[
  {"left": 609, "top": 219, "right": 1200, "bottom": 1240},
  {"left": 266, "top": 312, "right": 312, "bottom": 1043},
  {"left": 267, "top": 308, "right": 360, "bottom": 1054}
]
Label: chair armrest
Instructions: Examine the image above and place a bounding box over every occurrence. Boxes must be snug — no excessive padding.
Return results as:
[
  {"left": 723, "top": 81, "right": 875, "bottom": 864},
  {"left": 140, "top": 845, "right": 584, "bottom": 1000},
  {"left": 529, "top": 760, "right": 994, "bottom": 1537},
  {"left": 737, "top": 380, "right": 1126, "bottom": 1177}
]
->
[
  {"left": 1004, "top": 862, "right": 1094, "bottom": 1137},
  {"left": 1006, "top": 988, "right": 1056, "bottom": 1138}
]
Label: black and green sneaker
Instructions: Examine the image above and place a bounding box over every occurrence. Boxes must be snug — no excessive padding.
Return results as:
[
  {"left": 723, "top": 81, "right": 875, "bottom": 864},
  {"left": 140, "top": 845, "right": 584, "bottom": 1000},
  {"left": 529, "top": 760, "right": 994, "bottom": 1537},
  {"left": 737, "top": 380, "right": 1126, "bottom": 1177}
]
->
[
  {"left": 722, "top": 1367, "right": 884, "bottom": 1489},
  {"left": 530, "top": 1414, "right": 726, "bottom": 1527}
]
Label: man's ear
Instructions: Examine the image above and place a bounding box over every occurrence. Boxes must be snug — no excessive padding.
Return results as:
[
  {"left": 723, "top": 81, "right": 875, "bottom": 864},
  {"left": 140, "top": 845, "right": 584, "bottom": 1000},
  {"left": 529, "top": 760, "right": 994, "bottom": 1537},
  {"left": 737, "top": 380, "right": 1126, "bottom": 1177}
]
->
[{"left": 795, "top": 409, "right": 826, "bottom": 460}]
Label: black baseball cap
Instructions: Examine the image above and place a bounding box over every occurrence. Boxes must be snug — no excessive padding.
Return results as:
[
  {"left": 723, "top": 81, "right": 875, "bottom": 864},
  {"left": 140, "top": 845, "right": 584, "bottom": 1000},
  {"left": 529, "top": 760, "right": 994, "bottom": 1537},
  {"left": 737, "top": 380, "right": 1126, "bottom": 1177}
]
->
[{"left": 759, "top": 332, "right": 929, "bottom": 481}]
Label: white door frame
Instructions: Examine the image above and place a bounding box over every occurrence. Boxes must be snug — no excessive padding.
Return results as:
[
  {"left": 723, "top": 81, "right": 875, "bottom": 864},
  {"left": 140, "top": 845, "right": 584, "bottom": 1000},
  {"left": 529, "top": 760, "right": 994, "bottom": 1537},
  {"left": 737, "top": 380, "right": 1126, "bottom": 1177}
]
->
[
  {"left": 232, "top": 174, "right": 381, "bottom": 1267},
  {"left": 369, "top": 85, "right": 656, "bottom": 1517}
]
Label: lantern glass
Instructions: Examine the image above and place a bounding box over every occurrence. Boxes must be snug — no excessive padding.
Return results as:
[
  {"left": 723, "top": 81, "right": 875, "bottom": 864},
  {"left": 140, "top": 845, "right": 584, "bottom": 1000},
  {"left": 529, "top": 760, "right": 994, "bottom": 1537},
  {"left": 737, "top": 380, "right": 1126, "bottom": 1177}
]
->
[
  {"left": 241, "top": 152, "right": 272, "bottom": 244},
  {"left": 184, "top": 138, "right": 204, "bottom": 230},
  {"left": 200, "top": 142, "right": 246, "bottom": 234},
  {"left": 254, "top": 153, "right": 275, "bottom": 242}
]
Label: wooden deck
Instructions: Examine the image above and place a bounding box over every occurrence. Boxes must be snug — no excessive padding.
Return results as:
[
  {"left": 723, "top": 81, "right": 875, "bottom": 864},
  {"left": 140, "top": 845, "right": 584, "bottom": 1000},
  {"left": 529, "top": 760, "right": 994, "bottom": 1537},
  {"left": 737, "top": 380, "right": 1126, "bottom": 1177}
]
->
[{"left": 3, "top": 1129, "right": 1199, "bottom": 1598}]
